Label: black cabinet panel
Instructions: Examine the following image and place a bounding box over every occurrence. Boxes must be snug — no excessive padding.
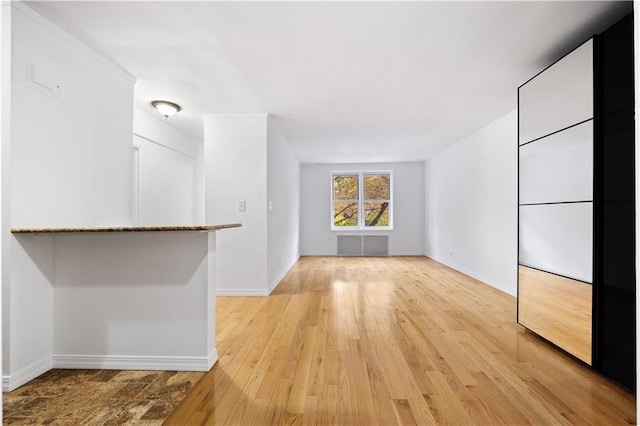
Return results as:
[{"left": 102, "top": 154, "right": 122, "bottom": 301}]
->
[
  {"left": 595, "top": 286, "right": 636, "bottom": 390},
  {"left": 600, "top": 112, "right": 635, "bottom": 201},
  {"left": 593, "top": 13, "right": 636, "bottom": 392},
  {"left": 598, "top": 14, "right": 634, "bottom": 116},
  {"left": 601, "top": 202, "right": 635, "bottom": 290}
]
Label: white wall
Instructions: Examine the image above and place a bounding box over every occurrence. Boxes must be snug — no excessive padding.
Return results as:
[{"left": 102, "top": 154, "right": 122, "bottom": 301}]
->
[
  {"left": 1, "top": 3, "right": 12, "bottom": 392},
  {"left": 300, "top": 162, "right": 425, "bottom": 256},
  {"left": 424, "top": 110, "right": 518, "bottom": 296},
  {"left": 3, "top": 3, "right": 135, "bottom": 390},
  {"left": 133, "top": 108, "right": 204, "bottom": 225},
  {"left": 10, "top": 6, "right": 135, "bottom": 228},
  {"left": 6, "top": 234, "right": 54, "bottom": 390},
  {"left": 0, "top": 3, "right": 4, "bottom": 415},
  {"left": 267, "top": 120, "right": 300, "bottom": 292},
  {"left": 204, "top": 114, "right": 301, "bottom": 295},
  {"left": 204, "top": 114, "right": 269, "bottom": 295}
]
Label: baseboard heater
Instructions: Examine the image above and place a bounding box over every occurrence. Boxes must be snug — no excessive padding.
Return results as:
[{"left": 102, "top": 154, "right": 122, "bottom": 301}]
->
[{"left": 337, "top": 235, "right": 388, "bottom": 257}]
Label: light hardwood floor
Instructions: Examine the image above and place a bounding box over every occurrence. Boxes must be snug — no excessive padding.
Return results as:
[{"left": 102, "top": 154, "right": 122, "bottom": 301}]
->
[{"left": 166, "top": 256, "right": 635, "bottom": 425}]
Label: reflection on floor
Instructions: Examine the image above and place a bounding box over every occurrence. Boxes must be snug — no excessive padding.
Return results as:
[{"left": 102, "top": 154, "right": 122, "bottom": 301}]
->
[
  {"left": 3, "top": 368, "right": 203, "bottom": 424},
  {"left": 167, "top": 256, "right": 636, "bottom": 425}
]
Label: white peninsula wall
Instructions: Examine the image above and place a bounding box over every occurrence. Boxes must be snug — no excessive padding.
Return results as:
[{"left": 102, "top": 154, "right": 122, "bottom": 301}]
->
[{"left": 1, "top": 3, "right": 227, "bottom": 392}]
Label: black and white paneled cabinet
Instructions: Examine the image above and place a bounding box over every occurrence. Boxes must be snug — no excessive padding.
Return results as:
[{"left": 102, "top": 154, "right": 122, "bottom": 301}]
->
[{"left": 517, "top": 14, "right": 635, "bottom": 391}]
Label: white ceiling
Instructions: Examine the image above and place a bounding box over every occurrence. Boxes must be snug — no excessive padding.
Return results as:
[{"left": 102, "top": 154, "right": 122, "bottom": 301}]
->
[{"left": 26, "top": 1, "right": 632, "bottom": 163}]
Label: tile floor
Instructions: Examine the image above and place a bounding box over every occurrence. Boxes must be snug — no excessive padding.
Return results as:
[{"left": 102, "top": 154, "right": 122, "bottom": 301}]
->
[{"left": 3, "top": 369, "right": 203, "bottom": 425}]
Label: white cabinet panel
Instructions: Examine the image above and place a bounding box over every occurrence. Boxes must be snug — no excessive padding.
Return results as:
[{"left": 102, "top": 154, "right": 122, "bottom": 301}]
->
[
  {"left": 519, "top": 203, "right": 592, "bottom": 283},
  {"left": 519, "top": 121, "right": 593, "bottom": 204},
  {"left": 519, "top": 39, "right": 593, "bottom": 144}
]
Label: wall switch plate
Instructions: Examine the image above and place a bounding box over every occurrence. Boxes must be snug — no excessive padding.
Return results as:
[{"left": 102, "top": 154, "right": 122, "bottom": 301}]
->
[{"left": 238, "top": 200, "right": 246, "bottom": 212}]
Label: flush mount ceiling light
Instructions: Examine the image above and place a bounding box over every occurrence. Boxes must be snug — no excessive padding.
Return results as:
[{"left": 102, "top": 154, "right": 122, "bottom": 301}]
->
[{"left": 151, "top": 100, "right": 181, "bottom": 118}]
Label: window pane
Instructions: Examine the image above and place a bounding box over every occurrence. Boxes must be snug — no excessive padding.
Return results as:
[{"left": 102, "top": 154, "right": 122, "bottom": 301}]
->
[
  {"left": 364, "top": 174, "right": 390, "bottom": 200},
  {"left": 364, "top": 202, "right": 389, "bottom": 227},
  {"left": 333, "top": 175, "right": 359, "bottom": 200},
  {"left": 334, "top": 201, "right": 358, "bottom": 227}
]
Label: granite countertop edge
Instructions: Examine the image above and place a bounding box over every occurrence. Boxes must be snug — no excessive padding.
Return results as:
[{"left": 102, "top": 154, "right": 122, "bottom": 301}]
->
[{"left": 10, "top": 224, "right": 242, "bottom": 234}]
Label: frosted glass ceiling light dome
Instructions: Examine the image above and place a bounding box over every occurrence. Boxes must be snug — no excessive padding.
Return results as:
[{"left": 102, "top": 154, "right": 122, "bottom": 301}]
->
[{"left": 151, "top": 100, "right": 181, "bottom": 118}]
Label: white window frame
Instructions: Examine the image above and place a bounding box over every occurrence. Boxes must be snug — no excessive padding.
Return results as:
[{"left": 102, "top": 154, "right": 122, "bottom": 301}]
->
[{"left": 331, "top": 171, "right": 393, "bottom": 231}]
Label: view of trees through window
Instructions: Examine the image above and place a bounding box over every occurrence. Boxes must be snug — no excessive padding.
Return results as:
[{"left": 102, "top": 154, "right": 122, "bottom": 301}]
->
[
  {"left": 332, "top": 172, "right": 391, "bottom": 228},
  {"left": 333, "top": 175, "right": 359, "bottom": 226}
]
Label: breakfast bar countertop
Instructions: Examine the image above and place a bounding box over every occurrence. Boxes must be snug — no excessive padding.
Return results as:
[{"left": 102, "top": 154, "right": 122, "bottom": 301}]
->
[{"left": 10, "top": 224, "right": 242, "bottom": 234}]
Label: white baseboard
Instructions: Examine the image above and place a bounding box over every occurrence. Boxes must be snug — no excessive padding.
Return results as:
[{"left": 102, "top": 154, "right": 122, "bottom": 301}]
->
[
  {"left": 3, "top": 356, "right": 53, "bottom": 392},
  {"left": 388, "top": 251, "right": 426, "bottom": 256},
  {"left": 207, "top": 348, "right": 219, "bottom": 370},
  {"left": 217, "top": 255, "right": 301, "bottom": 297},
  {"left": 300, "top": 251, "right": 425, "bottom": 257},
  {"left": 268, "top": 255, "right": 300, "bottom": 295},
  {"left": 2, "top": 352, "right": 218, "bottom": 392},
  {"left": 216, "top": 288, "right": 269, "bottom": 296},
  {"left": 424, "top": 253, "right": 516, "bottom": 297},
  {"left": 52, "top": 354, "right": 215, "bottom": 372},
  {"left": 300, "top": 250, "right": 334, "bottom": 256}
]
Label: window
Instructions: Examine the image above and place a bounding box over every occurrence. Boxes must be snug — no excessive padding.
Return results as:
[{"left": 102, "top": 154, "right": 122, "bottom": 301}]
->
[{"left": 332, "top": 172, "right": 392, "bottom": 229}]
